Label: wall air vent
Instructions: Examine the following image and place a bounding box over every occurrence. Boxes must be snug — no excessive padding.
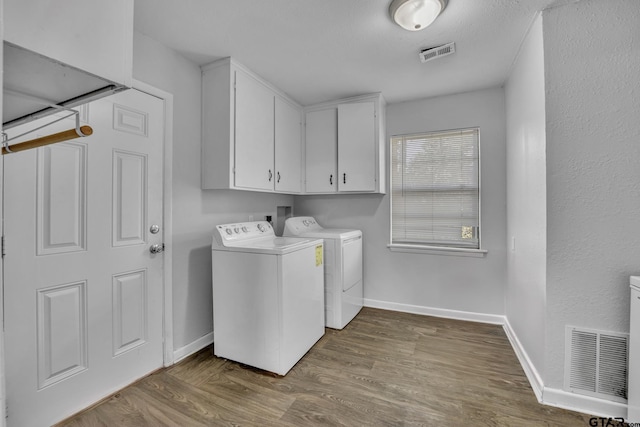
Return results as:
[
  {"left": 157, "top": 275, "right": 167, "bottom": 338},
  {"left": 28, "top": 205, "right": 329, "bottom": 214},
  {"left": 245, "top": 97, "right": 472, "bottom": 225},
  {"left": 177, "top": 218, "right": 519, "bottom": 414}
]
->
[
  {"left": 419, "top": 42, "right": 455, "bottom": 63},
  {"left": 564, "top": 326, "right": 628, "bottom": 402}
]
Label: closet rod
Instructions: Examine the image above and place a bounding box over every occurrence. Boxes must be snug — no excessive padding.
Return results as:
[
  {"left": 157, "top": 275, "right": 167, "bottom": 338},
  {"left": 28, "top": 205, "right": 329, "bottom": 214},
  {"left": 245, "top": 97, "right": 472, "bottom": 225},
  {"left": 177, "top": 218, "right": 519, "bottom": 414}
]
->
[{"left": 2, "top": 125, "right": 93, "bottom": 155}]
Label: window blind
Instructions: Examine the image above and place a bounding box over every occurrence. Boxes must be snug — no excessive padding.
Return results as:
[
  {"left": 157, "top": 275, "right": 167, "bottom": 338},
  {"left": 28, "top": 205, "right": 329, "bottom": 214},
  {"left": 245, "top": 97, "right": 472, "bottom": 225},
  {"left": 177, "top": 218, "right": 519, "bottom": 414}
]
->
[{"left": 391, "top": 128, "right": 480, "bottom": 249}]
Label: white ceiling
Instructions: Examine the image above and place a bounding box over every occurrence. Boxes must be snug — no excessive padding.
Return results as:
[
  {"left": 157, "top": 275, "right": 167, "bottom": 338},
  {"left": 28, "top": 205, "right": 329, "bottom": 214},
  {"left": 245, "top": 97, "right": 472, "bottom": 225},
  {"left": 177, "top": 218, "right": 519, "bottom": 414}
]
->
[{"left": 134, "top": 0, "right": 567, "bottom": 106}]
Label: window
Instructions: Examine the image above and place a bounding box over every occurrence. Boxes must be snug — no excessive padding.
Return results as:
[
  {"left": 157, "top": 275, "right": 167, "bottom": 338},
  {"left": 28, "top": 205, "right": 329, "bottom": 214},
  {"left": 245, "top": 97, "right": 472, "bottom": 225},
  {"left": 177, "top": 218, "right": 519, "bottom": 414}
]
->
[{"left": 390, "top": 128, "right": 480, "bottom": 251}]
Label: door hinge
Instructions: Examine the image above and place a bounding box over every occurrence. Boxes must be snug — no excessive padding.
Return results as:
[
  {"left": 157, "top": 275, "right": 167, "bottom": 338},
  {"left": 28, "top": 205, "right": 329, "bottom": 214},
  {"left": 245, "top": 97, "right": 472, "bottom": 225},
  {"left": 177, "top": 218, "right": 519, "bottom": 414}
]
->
[{"left": 1, "top": 235, "right": 5, "bottom": 258}]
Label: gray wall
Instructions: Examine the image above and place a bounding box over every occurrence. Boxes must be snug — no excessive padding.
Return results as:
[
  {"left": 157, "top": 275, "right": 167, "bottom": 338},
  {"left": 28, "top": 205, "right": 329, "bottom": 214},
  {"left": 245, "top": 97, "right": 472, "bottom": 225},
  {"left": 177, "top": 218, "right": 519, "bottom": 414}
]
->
[
  {"left": 505, "top": 15, "right": 547, "bottom": 383},
  {"left": 296, "top": 87, "right": 508, "bottom": 317},
  {"left": 132, "top": 33, "right": 295, "bottom": 352},
  {"left": 542, "top": 0, "right": 640, "bottom": 389},
  {"left": 133, "top": 33, "right": 509, "bottom": 351},
  {"left": 133, "top": 0, "right": 640, "bottom": 406}
]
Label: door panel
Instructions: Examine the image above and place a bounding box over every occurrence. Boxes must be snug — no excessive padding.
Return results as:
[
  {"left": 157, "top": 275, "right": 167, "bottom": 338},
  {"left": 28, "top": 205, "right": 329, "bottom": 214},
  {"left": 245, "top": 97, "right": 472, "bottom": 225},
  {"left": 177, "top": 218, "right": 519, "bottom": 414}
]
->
[
  {"left": 36, "top": 281, "right": 88, "bottom": 389},
  {"left": 112, "top": 269, "right": 148, "bottom": 356},
  {"left": 3, "top": 89, "right": 164, "bottom": 427},
  {"left": 37, "top": 142, "right": 87, "bottom": 254},
  {"left": 112, "top": 150, "right": 147, "bottom": 246}
]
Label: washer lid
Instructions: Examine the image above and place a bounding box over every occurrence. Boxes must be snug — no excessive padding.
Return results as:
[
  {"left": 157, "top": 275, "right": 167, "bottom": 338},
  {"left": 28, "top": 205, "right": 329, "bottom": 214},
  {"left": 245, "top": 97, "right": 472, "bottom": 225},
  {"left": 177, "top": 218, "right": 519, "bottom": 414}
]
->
[
  {"left": 219, "top": 236, "right": 323, "bottom": 255},
  {"left": 289, "top": 228, "right": 362, "bottom": 240},
  {"left": 283, "top": 216, "right": 362, "bottom": 240}
]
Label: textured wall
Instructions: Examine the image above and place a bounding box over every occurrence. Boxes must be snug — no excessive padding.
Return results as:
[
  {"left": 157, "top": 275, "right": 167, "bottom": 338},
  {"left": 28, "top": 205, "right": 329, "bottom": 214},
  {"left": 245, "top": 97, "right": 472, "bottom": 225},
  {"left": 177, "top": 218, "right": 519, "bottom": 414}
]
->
[
  {"left": 505, "top": 14, "right": 547, "bottom": 382},
  {"left": 296, "top": 87, "right": 508, "bottom": 316},
  {"left": 542, "top": 0, "right": 640, "bottom": 388}
]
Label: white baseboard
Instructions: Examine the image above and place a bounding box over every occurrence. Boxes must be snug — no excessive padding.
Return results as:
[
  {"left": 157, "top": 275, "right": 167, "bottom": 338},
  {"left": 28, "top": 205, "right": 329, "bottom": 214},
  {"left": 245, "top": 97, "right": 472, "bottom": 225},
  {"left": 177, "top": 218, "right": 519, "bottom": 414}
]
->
[
  {"left": 502, "top": 318, "right": 544, "bottom": 402},
  {"left": 543, "top": 387, "right": 628, "bottom": 420},
  {"left": 363, "top": 298, "right": 505, "bottom": 325},
  {"left": 502, "top": 319, "right": 628, "bottom": 419},
  {"left": 172, "top": 332, "right": 214, "bottom": 364}
]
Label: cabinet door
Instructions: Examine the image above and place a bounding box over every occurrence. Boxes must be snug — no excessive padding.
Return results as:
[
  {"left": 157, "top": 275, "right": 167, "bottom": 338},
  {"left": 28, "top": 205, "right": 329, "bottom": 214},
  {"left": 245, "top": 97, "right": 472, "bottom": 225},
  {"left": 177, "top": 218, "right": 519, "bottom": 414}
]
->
[
  {"left": 275, "top": 97, "right": 302, "bottom": 193},
  {"left": 305, "top": 109, "right": 338, "bottom": 193},
  {"left": 234, "top": 70, "right": 275, "bottom": 191},
  {"left": 338, "top": 101, "right": 376, "bottom": 192}
]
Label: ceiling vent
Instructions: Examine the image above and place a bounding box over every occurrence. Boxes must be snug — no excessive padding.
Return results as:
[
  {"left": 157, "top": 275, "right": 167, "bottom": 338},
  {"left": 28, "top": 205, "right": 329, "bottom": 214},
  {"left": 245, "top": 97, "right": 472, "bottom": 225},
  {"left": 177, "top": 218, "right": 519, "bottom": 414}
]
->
[
  {"left": 564, "top": 326, "right": 628, "bottom": 402},
  {"left": 419, "top": 42, "right": 455, "bottom": 63}
]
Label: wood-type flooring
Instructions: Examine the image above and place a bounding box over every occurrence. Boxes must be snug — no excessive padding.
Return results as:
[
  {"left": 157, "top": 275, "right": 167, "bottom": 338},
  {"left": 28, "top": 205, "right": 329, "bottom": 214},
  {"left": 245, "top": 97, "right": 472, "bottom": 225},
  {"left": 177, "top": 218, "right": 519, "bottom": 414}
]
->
[{"left": 59, "top": 308, "right": 604, "bottom": 426}]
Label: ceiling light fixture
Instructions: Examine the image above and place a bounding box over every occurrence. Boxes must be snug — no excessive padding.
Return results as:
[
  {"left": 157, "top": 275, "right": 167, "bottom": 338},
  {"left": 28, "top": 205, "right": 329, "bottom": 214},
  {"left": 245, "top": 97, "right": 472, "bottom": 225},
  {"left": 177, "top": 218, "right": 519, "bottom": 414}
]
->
[{"left": 389, "top": 0, "right": 447, "bottom": 31}]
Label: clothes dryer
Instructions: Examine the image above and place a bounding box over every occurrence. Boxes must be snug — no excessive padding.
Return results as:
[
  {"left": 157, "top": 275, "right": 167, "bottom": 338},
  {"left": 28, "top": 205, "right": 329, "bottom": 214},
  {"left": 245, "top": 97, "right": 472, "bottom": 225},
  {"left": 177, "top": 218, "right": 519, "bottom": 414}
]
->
[
  {"left": 283, "top": 216, "right": 363, "bottom": 329},
  {"left": 211, "top": 221, "right": 325, "bottom": 375}
]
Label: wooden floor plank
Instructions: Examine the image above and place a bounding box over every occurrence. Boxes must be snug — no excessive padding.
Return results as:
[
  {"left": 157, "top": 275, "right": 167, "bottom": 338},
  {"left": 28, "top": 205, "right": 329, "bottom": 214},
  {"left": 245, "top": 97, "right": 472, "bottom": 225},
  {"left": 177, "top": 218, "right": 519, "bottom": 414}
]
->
[{"left": 58, "top": 307, "right": 602, "bottom": 426}]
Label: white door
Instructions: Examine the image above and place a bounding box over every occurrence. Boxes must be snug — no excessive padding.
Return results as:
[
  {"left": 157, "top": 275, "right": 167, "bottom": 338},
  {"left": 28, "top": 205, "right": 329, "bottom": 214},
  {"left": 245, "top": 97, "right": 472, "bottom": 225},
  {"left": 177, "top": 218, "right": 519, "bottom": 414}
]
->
[{"left": 3, "top": 89, "right": 165, "bottom": 427}]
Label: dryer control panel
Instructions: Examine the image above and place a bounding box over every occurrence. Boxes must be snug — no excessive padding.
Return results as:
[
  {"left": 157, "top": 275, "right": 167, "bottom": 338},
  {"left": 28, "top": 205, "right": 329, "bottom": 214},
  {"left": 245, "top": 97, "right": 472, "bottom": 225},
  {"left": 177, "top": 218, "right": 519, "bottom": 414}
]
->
[
  {"left": 283, "top": 216, "right": 323, "bottom": 235},
  {"left": 213, "top": 221, "right": 274, "bottom": 246}
]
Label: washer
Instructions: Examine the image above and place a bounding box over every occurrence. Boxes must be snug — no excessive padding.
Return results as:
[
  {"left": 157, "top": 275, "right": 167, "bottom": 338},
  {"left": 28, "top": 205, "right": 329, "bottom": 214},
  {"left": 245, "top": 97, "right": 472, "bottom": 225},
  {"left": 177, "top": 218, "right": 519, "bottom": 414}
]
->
[
  {"left": 283, "top": 216, "right": 363, "bottom": 329},
  {"left": 211, "top": 221, "right": 325, "bottom": 376}
]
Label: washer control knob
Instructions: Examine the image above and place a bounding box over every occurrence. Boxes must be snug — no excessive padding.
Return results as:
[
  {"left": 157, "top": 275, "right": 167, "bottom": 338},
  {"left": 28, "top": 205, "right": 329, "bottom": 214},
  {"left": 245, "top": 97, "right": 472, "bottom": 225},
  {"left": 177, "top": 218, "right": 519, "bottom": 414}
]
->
[
  {"left": 303, "top": 220, "right": 309, "bottom": 226},
  {"left": 257, "top": 224, "right": 265, "bottom": 232},
  {"left": 242, "top": 226, "right": 248, "bottom": 232},
  {"left": 234, "top": 227, "right": 240, "bottom": 233},
  {"left": 225, "top": 228, "right": 232, "bottom": 235}
]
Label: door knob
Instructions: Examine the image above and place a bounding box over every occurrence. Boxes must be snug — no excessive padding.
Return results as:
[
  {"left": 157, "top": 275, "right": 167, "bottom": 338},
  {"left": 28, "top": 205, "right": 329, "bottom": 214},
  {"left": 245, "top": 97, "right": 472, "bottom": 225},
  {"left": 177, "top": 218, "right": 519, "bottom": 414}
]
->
[{"left": 150, "top": 243, "right": 165, "bottom": 254}]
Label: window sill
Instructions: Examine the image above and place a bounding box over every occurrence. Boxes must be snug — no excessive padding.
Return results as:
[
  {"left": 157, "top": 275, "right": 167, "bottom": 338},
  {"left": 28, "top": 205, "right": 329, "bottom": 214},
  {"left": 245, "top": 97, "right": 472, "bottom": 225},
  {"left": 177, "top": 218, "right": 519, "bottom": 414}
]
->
[{"left": 387, "top": 243, "right": 488, "bottom": 258}]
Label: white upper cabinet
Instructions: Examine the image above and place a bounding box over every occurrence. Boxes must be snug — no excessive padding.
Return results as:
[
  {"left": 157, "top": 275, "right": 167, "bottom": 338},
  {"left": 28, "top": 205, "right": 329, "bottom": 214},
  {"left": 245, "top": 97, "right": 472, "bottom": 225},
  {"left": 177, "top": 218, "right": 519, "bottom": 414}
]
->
[
  {"left": 201, "top": 58, "right": 303, "bottom": 194},
  {"left": 4, "top": 0, "right": 133, "bottom": 88},
  {"left": 305, "top": 108, "right": 338, "bottom": 193},
  {"left": 338, "top": 101, "right": 376, "bottom": 192},
  {"left": 274, "top": 96, "right": 302, "bottom": 193},
  {"left": 201, "top": 58, "right": 383, "bottom": 195},
  {"left": 234, "top": 70, "right": 275, "bottom": 191},
  {"left": 304, "top": 94, "right": 386, "bottom": 194}
]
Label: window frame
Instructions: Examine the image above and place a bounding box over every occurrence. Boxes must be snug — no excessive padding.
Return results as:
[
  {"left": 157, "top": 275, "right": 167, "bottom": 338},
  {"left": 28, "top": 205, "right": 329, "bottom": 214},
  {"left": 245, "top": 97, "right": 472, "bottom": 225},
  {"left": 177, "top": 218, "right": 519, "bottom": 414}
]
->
[{"left": 387, "top": 127, "right": 487, "bottom": 256}]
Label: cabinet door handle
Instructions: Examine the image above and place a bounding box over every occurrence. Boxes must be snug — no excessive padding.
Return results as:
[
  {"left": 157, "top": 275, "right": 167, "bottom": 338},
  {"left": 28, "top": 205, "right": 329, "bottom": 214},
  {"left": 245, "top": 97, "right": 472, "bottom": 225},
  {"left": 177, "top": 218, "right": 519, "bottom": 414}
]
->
[
  {"left": 329, "top": 174, "right": 333, "bottom": 186},
  {"left": 268, "top": 169, "right": 273, "bottom": 182},
  {"left": 277, "top": 171, "right": 281, "bottom": 183},
  {"left": 343, "top": 173, "right": 347, "bottom": 184}
]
